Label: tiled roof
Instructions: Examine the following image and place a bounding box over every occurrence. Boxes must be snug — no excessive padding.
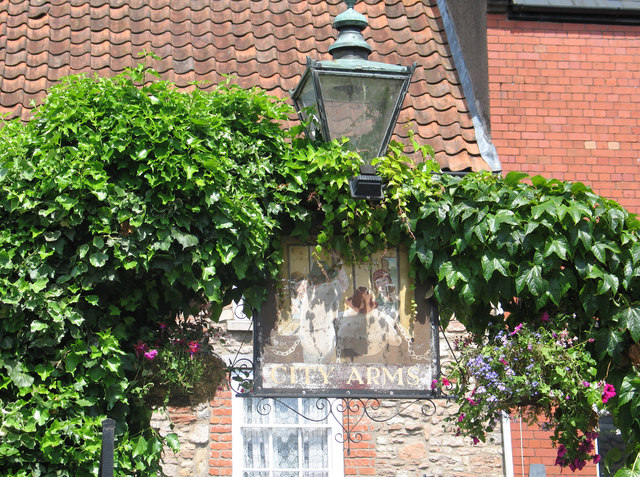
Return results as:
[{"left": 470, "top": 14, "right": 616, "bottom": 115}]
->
[{"left": 0, "top": 0, "right": 495, "bottom": 172}]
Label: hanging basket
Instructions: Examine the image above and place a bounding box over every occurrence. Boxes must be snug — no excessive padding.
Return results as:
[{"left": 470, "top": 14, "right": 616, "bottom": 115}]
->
[{"left": 144, "top": 353, "right": 227, "bottom": 408}]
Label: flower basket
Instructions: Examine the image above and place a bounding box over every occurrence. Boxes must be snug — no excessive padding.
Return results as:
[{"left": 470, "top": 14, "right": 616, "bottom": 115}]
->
[
  {"left": 443, "top": 319, "right": 615, "bottom": 471},
  {"left": 133, "top": 319, "right": 229, "bottom": 408},
  {"left": 143, "top": 353, "right": 227, "bottom": 407}
]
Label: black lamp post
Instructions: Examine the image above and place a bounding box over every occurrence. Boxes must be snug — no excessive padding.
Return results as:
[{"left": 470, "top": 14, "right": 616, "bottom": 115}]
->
[{"left": 291, "top": 0, "right": 416, "bottom": 200}]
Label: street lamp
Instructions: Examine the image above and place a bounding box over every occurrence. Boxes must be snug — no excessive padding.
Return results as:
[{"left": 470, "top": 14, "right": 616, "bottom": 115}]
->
[{"left": 290, "top": 0, "right": 416, "bottom": 201}]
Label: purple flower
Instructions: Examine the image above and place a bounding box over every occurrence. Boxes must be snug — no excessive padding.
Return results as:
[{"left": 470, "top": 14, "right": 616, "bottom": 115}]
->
[
  {"left": 541, "top": 312, "right": 550, "bottom": 322},
  {"left": 569, "top": 458, "right": 586, "bottom": 471},
  {"left": 144, "top": 349, "right": 158, "bottom": 360},
  {"left": 134, "top": 340, "right": 148, "bottom": 358},
  {"left": 593, "top": 454, "right": 601, "bottom": 464},
  {"left": 582, "top": 381, "right": 590, "bottom": 387},
  {"left": 557, "top": 444, "right": 567, "bottom": 458}
]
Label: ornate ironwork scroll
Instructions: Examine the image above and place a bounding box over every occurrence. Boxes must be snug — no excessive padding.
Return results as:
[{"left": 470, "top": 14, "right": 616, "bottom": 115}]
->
[{"left": 252, "top": 396, "right": 442, "bottom": 455}]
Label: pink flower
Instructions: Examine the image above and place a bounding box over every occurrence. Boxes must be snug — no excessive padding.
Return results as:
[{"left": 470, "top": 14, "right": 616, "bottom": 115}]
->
[
  {"left": 441, "top": 377, "right": 451, "bottom": 387},
  {"left": 593, "top": 455, "right": 601, "bottom": 464},
  {"left": 582, "top": 381, "right": 590, "bottom": 387},
  {"left": 602, "top": 383, "right": 616, "bottom": 403},
  {"left": 144, "top": 349, "right": 158, "bottom": 360},
  {"left": 499, "top": 358, "right": 508, "bottom": 366},
  {"left": 431, "top": 379, "right": 439, "bottom": 390},
  {"left": 541, "top": 312, "right": 550, "bottom": 322},
  {"left": 458, "top": 413, "right": 465, "bottom": 422},
  {"left": 472, "top": 437, "right": 480, "bottom": 445},
  {"left": 510, "top": 323, "right": 523, "bottom": 335},
  {"left": 466, "top": 397, "right": 477, "bottom": 406}
]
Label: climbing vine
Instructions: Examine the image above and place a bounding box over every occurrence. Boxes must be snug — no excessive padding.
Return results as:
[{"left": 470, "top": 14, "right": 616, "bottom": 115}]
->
[{"left": 0, "top": 66, "right": 639, "bottom": 475}]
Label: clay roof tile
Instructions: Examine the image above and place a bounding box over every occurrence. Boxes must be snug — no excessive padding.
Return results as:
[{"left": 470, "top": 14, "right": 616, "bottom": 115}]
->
[{"left": 0, "top": 0, "right": 496, "bottom": 171}]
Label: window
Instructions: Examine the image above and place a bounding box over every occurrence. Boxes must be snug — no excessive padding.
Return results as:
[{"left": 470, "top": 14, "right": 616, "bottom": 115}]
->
[{"left": 232, "top": 396, "right": 344, "bottom": 477}]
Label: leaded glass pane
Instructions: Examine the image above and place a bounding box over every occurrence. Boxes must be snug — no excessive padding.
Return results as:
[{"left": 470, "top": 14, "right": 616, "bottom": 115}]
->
[
  {"left": 273, "top": 428, "right": 300, "bottom": 468},
  {"left": 275, "top": 398, "right": 299, "bottom": 424},
  {"left": 301, "top": 399, "right": 329, "bottom": 422},
  {"left": 302, "top": 428, "right": 329, "bottom": 468},
  {"left": 243, "top": 398, "right": 269, "bottom": 425},
  {"left": 243, "top": 428, "right": 269, "bottom": 468}
]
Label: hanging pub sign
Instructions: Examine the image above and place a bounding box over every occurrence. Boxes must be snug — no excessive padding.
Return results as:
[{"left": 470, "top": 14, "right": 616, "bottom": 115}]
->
[{"left": 252, "top": 239, "right": 440, "bottom": 398}]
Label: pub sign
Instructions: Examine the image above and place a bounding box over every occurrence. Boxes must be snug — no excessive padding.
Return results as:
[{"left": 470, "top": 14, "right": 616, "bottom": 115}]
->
[{"left": 253, "top": 239, "right": 440, "bottom": 397}]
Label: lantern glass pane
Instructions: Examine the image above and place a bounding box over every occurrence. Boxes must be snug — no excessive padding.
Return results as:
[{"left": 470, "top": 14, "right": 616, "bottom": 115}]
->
[
  {"left": 318, "top": 74, "right": 405, "bottom": 162},
  {"left": 298, "top": 78, "right": 322, "bottom": 141}
]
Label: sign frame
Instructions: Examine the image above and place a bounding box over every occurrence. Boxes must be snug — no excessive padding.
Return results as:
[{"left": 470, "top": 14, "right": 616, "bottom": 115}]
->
[{"left": 250, "top": 241, "right": 441, "bottom": 399}]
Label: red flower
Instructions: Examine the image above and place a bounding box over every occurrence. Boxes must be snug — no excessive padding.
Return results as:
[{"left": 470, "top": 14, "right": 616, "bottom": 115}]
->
[{"left": 188, "top": 340, "right": 200, "bottom": 356}]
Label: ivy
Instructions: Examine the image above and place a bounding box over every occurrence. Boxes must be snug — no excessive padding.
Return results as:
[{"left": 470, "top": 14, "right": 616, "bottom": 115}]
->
[
  {"left": 1, "top": 65, "right": 639, "bottom": 473},
  {"left": 0, "top": 65, "right": 295, "bottom": 475}
]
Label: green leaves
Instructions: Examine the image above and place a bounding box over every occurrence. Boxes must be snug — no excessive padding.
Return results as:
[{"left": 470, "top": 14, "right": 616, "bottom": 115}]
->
[
  {"left": 3, "top": 359, "right": 34, "bottom": 388},
  {"left": 615, "top": 306, "right": 640, "bottom": 342},
  {"left": 1, "top": 66, "right": 639, "bottom": 474},
  {"left": 515, "top": 263, "right": 546, "bottom": 296},
  {"left": 0, "top": 67, "right": 298, "bottom": 474}
]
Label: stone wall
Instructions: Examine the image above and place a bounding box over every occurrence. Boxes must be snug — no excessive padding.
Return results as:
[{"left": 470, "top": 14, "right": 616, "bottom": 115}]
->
[{"left": 150, "top": 404, "right": 211, "bottom": 477}]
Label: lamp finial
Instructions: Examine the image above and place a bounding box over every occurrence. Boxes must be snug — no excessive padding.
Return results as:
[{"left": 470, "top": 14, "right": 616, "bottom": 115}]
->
[{"left": 329, "top": 0, "right": 372, "bottom": 60}]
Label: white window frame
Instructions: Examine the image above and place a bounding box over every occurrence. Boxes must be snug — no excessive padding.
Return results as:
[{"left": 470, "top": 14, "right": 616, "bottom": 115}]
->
[{"left": 232, "top": 395, "right": 345, "bottom": 477}]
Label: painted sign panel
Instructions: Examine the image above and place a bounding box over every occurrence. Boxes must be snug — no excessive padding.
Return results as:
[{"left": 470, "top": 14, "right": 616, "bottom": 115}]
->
[{"left": 253, "top": 240, "right": 439, "bottom": 397}]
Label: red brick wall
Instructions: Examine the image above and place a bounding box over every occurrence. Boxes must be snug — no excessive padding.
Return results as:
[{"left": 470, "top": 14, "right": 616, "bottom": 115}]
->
[
  {"left": 510, "top": 417, "right": 597, "bottom": 477},
  {"left": 487, "top": 16, "right": 638, "bottom": 476},
  {"left": 343, "top": 418, "right": 376, "bottom": 476},
  {"left": 487, "top": 15, "right": 640, "bottom": 215},
  {"left": 209, "top": 389, "right": 233, "bottom": 476}
]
